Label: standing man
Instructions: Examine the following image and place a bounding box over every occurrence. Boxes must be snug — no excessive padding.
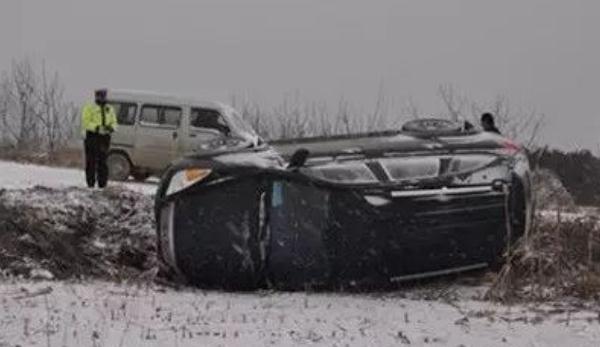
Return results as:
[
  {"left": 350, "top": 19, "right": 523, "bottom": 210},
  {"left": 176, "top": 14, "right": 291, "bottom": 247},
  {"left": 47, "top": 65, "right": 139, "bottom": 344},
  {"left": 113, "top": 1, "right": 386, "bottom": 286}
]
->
[
  {"left": 81, "top": 89, "right": 118, "bottom": 188},
  {"left": 480, "top": 113, "right": 501, "bottom": 134}
]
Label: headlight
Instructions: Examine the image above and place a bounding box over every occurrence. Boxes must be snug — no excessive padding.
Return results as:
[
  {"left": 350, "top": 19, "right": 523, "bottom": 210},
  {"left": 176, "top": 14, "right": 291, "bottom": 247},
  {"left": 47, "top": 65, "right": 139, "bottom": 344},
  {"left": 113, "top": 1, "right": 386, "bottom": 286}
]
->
[{"left": 166, "top": 168, "right": 212, "bottom": 196}]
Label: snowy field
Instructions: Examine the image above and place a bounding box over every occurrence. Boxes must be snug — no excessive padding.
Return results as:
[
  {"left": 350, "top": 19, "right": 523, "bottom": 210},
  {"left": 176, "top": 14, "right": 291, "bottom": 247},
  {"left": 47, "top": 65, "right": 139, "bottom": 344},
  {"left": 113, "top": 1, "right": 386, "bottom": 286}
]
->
[
  {"left": 1, "top": 281, "right": 599, "bottom": 347},
  {"left": 0, "top": 160, "right": 158, "bottom": 195},
  {"left": 1, "top": 160, "right": 599, "bottom": 346}
]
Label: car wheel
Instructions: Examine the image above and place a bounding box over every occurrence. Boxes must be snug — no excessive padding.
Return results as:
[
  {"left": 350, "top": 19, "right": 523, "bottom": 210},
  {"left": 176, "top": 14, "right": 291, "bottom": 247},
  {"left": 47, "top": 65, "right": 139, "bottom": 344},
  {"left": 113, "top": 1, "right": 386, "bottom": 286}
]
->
[{"left": 107, "top": 152, "right": 131, "bottom": 181}]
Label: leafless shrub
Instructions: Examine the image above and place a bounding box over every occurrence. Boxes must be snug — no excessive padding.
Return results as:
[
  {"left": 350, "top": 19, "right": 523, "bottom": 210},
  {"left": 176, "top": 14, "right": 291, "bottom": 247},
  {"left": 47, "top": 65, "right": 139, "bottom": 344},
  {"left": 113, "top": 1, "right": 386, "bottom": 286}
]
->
[
  {"left": 487, "top": 213, "right": 600, "bottom": 302},
  {"left": 532, "top": 169, "right": 577, "bottom": 212}
]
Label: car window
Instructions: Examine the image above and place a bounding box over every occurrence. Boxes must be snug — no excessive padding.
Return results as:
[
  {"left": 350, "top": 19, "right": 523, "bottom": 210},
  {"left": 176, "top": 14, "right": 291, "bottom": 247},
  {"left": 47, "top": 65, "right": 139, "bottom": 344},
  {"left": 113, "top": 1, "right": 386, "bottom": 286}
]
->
[
  {"left": 140, "top": 105, "right": 182, "bottom": 128},
  {"left": 109, "top": 102, "right": 137, "bottom": 126},
  {"left": 190, "top": 108, "right": 229, "bottom": 134}
]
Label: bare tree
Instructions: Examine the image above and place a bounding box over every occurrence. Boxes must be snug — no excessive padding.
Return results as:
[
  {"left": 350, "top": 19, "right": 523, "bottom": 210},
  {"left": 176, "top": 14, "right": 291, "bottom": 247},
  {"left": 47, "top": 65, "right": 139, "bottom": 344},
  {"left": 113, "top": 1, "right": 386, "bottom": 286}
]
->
[
  {"left": 402, "top": 97, "right": 421, "bottom": 120},
  {"left": 0, "top": 58, "right": 76, "bottom": 153},
  {"left": 438, "top": 84, "right": 545, "bottom": 148},
  {"left": 230, "top": 83, "right": 544, "bottom": 147},
  {"left": 438, "top": 84, "right": 468, "bottom": 122},
  {"left": 471, "top": 94, "right": 545, "bottom": 148}
]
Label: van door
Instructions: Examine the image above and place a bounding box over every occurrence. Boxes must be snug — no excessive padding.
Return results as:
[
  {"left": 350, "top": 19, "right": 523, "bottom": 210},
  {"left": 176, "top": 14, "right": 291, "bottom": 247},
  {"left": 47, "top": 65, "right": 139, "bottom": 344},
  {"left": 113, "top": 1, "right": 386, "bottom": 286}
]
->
[
  {"left": 182, "top": 107, "right": 230, "bottom": 153},
  {"left": 134, "top": 104, "right": 182, "bottom": 171},
  {"left": 107, "top": 101, "right": 137, "bottom": 149}
]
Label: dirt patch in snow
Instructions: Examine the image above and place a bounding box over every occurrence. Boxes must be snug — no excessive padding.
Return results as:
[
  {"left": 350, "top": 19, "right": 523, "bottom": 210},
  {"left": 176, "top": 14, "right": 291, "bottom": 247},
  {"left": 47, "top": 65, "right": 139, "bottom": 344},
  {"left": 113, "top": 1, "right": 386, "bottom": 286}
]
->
[{"left": 0, "top": 186, "right": 158, "bottom": 281}]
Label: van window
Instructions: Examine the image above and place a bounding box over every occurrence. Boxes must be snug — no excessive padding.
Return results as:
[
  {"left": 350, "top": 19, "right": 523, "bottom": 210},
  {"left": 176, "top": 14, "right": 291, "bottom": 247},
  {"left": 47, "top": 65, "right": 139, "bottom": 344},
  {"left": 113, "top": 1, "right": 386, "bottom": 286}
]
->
[
  {"left": 140, "top": 106, "right": 160, "bottom": 125},
  {"left": 163, "top": 107, "right": 182, "bottom": 127},
  {"left": 140, "top": 105, "right": 182, "bottom": 127},
  {"left": 190, "top": 108, "right": 230, "bottom": 134},
  {"left": 109, "top": 102, "right": 137, "bottom": 126}
]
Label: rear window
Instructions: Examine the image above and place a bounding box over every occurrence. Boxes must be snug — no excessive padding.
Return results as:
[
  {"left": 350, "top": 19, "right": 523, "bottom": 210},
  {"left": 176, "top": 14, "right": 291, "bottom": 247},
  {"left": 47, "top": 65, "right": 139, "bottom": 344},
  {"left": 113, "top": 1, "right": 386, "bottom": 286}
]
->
[
  {"left": 380, "top": 157, "right": 440, "bottom": 181},
  {"left": 305, "top": 162, "right": 378, "bottom": 184}
]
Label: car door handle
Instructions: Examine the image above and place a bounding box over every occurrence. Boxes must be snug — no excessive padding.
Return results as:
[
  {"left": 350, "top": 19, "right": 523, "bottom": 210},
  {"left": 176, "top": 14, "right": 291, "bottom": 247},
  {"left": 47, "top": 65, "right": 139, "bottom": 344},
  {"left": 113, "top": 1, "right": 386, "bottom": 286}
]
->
[
  {"left": 189, "top": 133, "right": 197, "bottom": 138},
  {"left": 172, "top": 132, "right": 178, "bottom": 139}
]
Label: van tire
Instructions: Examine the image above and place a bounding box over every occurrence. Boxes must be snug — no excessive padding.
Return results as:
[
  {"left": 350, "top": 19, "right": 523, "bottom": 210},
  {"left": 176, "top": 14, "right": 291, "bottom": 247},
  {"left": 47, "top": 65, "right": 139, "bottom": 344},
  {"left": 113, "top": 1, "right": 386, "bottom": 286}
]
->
[{"left": 107, "top": 152, "right": 131, "bottom": 181}]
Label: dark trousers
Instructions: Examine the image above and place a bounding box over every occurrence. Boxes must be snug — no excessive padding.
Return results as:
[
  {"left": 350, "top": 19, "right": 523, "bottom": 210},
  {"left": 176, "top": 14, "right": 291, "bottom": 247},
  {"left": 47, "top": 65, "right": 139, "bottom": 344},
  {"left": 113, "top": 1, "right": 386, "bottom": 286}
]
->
[{"left": 84, "top": 132, "right": 111, "bottom": 188}]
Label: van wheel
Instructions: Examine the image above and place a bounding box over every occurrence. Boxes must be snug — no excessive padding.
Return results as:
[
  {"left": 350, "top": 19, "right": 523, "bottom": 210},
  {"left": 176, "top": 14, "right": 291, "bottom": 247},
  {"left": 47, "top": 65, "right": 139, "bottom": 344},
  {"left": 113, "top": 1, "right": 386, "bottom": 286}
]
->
[
  {"left": 132, "top": 171, "right": 150, "bottom": 182},
  {"left": 107, "top": 152, "right": 131, "bottom": 181}
]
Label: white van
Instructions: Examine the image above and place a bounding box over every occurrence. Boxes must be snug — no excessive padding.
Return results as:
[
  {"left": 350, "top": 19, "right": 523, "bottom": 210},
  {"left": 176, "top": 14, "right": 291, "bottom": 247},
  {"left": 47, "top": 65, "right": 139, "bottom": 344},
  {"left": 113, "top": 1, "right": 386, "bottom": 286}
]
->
[{"left": 104, "top": 90, "right": 260, "bottom": 181}]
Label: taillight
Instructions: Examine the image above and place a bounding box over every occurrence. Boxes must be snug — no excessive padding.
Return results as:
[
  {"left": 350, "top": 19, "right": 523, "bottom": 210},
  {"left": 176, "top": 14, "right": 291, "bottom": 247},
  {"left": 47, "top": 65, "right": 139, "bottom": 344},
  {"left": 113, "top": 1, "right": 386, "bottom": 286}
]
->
[{"left": 496, "top": 139, "right": 522, "bottom": 156}]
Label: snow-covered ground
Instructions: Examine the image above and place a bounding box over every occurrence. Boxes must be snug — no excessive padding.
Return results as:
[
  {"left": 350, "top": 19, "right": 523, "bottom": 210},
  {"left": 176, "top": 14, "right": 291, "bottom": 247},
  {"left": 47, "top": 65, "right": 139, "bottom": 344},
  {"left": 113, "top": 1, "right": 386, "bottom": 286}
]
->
[
  {"left": 1, "top": 159, "right": 599, "bottom": 346},
  {"left": 0, "top": 160, "right": 158, "bottom": 195},
  {"left": 1, "top": 281, "right": 599, "bottom": 347}
]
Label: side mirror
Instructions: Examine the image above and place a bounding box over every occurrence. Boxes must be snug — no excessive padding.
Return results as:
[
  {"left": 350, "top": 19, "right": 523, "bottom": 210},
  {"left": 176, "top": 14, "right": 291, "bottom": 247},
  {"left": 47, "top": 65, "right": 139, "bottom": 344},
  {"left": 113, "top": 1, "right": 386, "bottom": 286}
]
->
[{"left": 287, "top": 148, "right": 310, "bottom": 170}]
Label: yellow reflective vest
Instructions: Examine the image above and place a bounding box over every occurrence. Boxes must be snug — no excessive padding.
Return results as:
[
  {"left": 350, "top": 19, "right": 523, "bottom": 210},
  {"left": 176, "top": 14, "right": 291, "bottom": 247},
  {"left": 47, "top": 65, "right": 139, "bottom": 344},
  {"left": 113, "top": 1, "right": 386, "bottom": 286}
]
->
[{"left": 81, "top": 102, "right": 118, "bottom": 136}]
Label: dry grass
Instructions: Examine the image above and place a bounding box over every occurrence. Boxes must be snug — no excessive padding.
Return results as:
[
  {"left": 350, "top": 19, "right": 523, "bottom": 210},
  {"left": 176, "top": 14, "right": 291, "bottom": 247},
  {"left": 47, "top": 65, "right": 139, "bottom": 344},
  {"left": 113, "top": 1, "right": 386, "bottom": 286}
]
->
[
  {"left": 0, "top": 146, "right": 83, "bottom": 168},
  {"left": 487, "top": 213, "right": 600, "bottom": 302}
]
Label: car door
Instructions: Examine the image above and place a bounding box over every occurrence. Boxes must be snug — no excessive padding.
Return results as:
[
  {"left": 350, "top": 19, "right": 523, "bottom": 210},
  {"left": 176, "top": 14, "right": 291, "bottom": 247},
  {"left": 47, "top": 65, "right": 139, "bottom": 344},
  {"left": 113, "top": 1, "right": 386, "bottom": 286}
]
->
[
  {"left": 182, "top": 107, "right": 230, "bottom": 153},
  {"left": 134, "top": 104, "right": 182, "bottom": 171}
]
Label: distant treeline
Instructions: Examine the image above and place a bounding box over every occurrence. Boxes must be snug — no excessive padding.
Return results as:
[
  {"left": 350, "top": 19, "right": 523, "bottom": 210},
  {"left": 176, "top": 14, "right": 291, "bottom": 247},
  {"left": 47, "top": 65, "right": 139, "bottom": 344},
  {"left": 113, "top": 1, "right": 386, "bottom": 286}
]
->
[{"left": 534, "top": 148, "right": 600, "bottom": 206}]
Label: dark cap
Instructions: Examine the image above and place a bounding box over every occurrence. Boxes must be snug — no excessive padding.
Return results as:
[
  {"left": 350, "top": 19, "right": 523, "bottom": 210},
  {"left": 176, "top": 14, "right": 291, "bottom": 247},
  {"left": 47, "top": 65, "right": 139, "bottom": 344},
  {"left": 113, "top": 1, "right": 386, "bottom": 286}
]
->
[{"left": 94, "top": 89, "right": 107, "bottom": 99}]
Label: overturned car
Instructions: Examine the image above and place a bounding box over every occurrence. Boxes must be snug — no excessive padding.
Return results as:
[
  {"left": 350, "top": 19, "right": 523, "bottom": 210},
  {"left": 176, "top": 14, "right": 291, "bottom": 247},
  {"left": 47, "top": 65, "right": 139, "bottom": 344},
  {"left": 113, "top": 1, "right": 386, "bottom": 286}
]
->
[{"left": 155, "top": 118, "right": 532, "bottom": 289}]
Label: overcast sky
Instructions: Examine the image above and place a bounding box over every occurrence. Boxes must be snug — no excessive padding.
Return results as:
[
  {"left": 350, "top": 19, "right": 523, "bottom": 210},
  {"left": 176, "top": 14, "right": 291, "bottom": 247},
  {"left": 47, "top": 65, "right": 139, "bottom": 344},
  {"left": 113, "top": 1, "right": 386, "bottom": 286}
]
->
[{"left": 1, "top": 0, "right": 599, "bottom": 149}]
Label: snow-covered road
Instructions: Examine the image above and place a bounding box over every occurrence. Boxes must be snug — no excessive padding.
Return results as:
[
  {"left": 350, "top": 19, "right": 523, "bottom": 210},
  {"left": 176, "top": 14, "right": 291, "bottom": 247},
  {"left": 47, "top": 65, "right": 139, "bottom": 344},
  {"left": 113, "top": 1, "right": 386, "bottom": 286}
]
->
[{"left": 1, "top": 159, "right": 599, "bottom": 346}]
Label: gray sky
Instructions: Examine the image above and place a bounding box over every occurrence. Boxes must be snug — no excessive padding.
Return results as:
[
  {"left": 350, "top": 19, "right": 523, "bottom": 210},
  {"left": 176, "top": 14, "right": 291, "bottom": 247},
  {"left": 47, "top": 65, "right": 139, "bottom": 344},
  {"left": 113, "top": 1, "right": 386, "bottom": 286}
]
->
[{"left": 2, "top": 0, "right": 599, "bottom": 149}]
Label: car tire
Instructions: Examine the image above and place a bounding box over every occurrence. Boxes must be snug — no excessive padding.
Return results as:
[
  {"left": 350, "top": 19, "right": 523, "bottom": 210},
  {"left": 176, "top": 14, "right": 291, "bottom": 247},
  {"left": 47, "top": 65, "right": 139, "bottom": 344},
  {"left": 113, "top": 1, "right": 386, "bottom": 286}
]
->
[
  {"left": 107, "top": 152, "right": 131, "bottom": 181},
  {"left": 509, "top": 176, "right": 527, "bottom": 241}
]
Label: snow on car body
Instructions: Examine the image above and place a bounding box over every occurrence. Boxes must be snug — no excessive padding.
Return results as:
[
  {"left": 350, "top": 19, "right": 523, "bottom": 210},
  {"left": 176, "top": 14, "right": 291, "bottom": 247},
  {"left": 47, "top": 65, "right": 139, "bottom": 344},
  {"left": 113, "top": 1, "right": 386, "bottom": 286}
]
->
[{"left": 155, "top": 118, "right": 533, "bottom": 289}]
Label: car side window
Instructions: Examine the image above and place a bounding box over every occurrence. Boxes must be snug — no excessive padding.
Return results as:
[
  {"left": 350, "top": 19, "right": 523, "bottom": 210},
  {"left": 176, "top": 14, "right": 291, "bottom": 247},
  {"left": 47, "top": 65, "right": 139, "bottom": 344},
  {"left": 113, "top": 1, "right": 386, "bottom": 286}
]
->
[
  {"left": 190, "top": 108, "right": 230, "bottom": 134},
  {"left": 109, "top": 102, "right": 137, "bottom": 126},
  {"left": 140, "top": 105, "right": 182, "bottom": 128}
]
